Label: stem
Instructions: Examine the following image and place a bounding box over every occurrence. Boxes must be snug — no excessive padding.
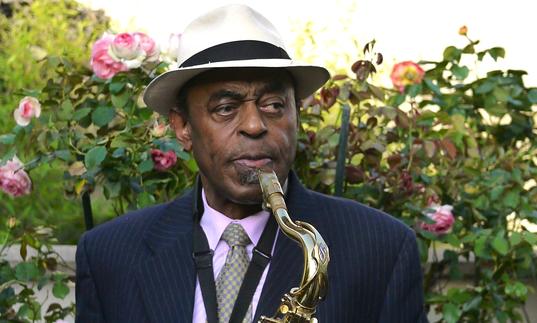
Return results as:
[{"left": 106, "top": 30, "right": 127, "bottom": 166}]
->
[{"left": 406, "top": 100, "right": 417, "bottom": 172}]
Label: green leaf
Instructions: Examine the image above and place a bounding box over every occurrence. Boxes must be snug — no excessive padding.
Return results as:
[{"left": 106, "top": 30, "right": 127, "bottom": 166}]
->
[
  {"left": 109, "top": 81, "right": 126, "bottom": 94},
  {"left": 15, "top": 262, "right": 40, "bottom": 282},
  {"left": 492, "top": 233, "right": 509, "bottom": 256},
  {"left": 178, "top": 150, "right": 190, "bottom": 160},
  {"left": 462, "top": 296, "right": 482, "bottom": 312},
  {"left": 104, "top": 180, "right": 122, "bottom": 198},
  {"left": 510, "top": 232, "right": 523, "bottom": 246},
  {"left": 505, "top": 281, "right": 528, "bottom": 299},
  {"left": 138, "top": 159, "right": 154, "bottom": 173},
  {"left": 84, "top": 146, "right": 107, "bottom": 169},
  {"left": 407, "top": 84, "right": 422, "bottom": 97},
  {"left": 474, "top": 195, "right": 489, "bottom": 210},
  {"left": 52, "top": 281, "right": 70, "bottom": 299},
  {"left": 61, "top": 99, "right": 73, "bottom": 111},
  {"left": 73, "top": 107, "right": 92, "bottom": 121},
  {"left": 475, "top": 81, "right": 494, "bottom": 94},
  {"left": 112, "top": 147, "right": 126, "bottom": 158},
  {"left": 0, "top": 134, "right": 15, "bottom": 144},
  {"left": 0, "top": 230, "right": 8, "bottom": 246},
  {"left": 443, "top": 46, "right": 462, "bottom": 62},
  {"left": 367, "top": 83, "right": 385, "bottom": 100},
  {"left": 523, "top": 232, "right": 537, "bottom": 245},
  {"left": 451, "top": 65, "right": 469, "bottom": 80},
  {"left": 502, "top": 190, "right": 520, "bottom": 209},
  {"left": 490, "top": 186, "right": 504, "bottom": 200},
  {"left": 488, "top": 47, "right": 506, "bottom": 61},
  {"left": 424, "top": 78, "right": 441, "bottom": 96},
  {"left": 92, "top": 106, "right": 116, "bottom": 127},
  {"left": 0, "top": 147, "right": 17, "bottom": 165},
  {"left": 442, "top": 303, "right": 461, "bottom": 323},
  {"left": 528, "top": 89, "right": 537, "bottom": 104},
  {"left": 55, "top": 150, "right": 71, "bottom": 161},
  {"left": 111, "top": 91, "right": 130, "bottom": 109},
  {"left": 474, "top": 234, "right": 490, "bottom": 259}
]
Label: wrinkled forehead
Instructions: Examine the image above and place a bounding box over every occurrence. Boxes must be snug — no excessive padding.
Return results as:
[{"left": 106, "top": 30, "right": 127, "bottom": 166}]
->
[{"left": 186, "top": 67, "right": 295, "bottom": 95}]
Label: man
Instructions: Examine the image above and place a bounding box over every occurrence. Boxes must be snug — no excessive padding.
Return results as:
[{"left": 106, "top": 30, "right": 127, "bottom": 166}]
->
[{"left": 76, "top": 4, "right": 427, "bottom": 323}]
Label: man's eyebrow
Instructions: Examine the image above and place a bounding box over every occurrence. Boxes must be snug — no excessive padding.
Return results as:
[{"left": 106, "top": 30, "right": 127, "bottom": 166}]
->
[
  {"left": 208, "top": 89, "right": 246, "bottom": 103},
  {"left": 254, "top": 81, "right": 287, "bottom": 97}
]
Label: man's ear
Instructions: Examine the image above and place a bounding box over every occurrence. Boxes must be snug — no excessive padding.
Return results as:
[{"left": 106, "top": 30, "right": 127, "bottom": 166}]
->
[{"left": 169, "top": 109, "right": 192, "bottom": 151}]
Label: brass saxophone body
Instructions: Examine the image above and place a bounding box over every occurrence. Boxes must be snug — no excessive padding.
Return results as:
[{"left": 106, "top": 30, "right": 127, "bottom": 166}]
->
[{"left": 257, "top": 170, "right": 330, "bottom": 323}]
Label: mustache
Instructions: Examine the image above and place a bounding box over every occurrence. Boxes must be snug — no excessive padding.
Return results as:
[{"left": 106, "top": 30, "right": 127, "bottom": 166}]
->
[{"left": 238, "top": 168, "right": 259, "bottom": 185}]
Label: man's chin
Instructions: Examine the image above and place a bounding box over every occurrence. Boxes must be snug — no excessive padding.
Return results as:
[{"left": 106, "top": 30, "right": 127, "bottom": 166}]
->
[{"left": 228, "top": 184, "right": 264, "bottom": 205}]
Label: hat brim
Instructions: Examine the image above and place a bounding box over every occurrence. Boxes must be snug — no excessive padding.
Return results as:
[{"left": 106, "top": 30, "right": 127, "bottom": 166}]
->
[{"left": 143, "top": 59, "right": 330, "bottom": 115}]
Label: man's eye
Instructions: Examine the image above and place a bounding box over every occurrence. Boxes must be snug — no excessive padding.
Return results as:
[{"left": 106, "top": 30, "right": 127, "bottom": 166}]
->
[
  {"left": 260, "top": 102, "right": 285, "bottom": 113},
  {"left": 214, "top": 104, "right": 238, "bottom": 116}
]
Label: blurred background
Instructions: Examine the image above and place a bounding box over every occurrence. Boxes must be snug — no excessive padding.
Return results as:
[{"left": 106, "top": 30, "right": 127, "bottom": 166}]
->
[{"left": 82, "top": 0, "right": 537, "bottom": 87}]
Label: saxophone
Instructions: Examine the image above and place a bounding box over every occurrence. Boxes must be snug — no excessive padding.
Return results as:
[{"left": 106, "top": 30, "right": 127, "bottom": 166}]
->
[{"left": 257, "top": 170, "right": 330, "bottom": 323}]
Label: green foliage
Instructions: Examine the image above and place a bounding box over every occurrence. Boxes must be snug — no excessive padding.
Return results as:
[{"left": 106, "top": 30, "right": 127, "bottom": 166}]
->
[
  {"left": 0, "top": 219, "right": 74, "bottom": 322},
  {"left": 0, "top": 0, "right": 111, "bottom": 245},
  {"left": 0, "top": 0, "right": 109, "bottom": 128},
  {"left": 294, "top": 36, "right": 537, "bottom": 322}
]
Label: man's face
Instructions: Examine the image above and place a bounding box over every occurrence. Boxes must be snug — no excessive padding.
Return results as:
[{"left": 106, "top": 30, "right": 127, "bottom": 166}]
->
[{"left": 175, "top": 68, "right": 297, "bottom": 205}]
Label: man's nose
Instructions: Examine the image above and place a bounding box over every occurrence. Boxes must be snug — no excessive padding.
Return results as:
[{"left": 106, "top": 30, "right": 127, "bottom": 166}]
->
[{"left": 238, "top": 101, "right": 268, "bottom": 139}]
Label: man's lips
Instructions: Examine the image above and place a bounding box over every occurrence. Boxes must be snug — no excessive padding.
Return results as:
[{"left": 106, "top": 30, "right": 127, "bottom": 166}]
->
[
  {"left": 233, "top": 157, "right": 272, "bottom": 168},
  {"left": 232, "top": 153, "right": 273, "bottom": 168}
]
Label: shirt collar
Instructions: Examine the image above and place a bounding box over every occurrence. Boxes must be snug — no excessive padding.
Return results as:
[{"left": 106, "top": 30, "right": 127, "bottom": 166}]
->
[{"left": 200, "top": 189, "right": 270, "bottom": 250}]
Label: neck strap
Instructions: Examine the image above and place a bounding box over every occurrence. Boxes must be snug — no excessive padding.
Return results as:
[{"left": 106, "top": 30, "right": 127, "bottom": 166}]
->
[{"left": 192, "top": 176, "right": 278, "bottom": 323}]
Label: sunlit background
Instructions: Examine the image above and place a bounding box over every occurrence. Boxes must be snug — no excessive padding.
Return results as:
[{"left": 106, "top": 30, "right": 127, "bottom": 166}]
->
[
  {"left": 81, "top": 0, "right": 537, "bottom": 87},
  {"left": 79, "top": 0, "right": 537, "bottom": 233}
]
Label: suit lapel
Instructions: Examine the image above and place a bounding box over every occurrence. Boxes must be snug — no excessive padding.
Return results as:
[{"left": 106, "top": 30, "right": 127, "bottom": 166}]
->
[
  {"left": 137, "top": 190, "right": 197, "bottom": 323},
  {"left": 254, "top": 172, "right": 318, "bottom": 320}
]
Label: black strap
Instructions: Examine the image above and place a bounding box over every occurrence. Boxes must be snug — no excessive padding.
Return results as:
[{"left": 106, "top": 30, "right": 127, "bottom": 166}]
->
[
  {"left": 180, "top": 40, "right": 290, "bottom": 68},
  {"left": 192, "top": 176, "right": 278, "bottom": 323},
  {"left": 193, "top": 224, "right": 219, "bottom": 323},
  {"left": 192, "top": 177, "right": 219, "bottom": 323}
]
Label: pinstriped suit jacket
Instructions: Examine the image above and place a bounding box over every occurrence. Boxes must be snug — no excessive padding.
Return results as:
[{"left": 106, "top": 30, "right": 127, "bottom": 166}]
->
[{"left": 76, "top": 172, "right": 428, "bottom": 322}]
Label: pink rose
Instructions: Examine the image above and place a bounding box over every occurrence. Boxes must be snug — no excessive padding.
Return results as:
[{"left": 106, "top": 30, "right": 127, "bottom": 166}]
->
[
  {"left": 90, "top": 34, "right": 127, "bottom": 79},
  {"left": 13, "top": 96, "right": 41, "bottom": 126},
  {"left": 390, "top": 61, "right": 425, "bottom": 92},
  {"left": 0, "top": 156, "right": 32, "bottom": 197},
  {"left": 134, "top": 32, "right": 159, "bottom": 63},
  {"left": 110, "top": 32, "right": 142, "bottom": 60},
  {"left": 151, "top": 149, "right": 177, "bottom": 171},
  {"left": 420, "top": 204, "right": 455, "bottom": 235}
]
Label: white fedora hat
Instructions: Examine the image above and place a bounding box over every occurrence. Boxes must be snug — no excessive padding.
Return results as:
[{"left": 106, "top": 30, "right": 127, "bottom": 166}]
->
[{"left": 143, "top": 4, "right": 330, "bottom": 115}]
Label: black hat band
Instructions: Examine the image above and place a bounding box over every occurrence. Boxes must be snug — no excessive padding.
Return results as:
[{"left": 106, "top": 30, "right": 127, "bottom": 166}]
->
[{"left": 179, "top": 40, "right": 291, "bottom": 68}]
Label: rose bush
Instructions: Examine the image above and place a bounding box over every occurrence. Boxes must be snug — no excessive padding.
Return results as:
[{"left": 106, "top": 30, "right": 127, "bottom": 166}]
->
[
  {"left": 294, "top": 32, "right": 536, "bottom": 322},
  {"left": 1, "top": 27, "right": 183, "bottom": 323}
]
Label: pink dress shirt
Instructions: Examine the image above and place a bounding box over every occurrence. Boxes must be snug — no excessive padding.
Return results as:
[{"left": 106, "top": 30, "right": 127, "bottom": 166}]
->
[{"left": 192, "top": 189, "right": 275, "bottom": 323}]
